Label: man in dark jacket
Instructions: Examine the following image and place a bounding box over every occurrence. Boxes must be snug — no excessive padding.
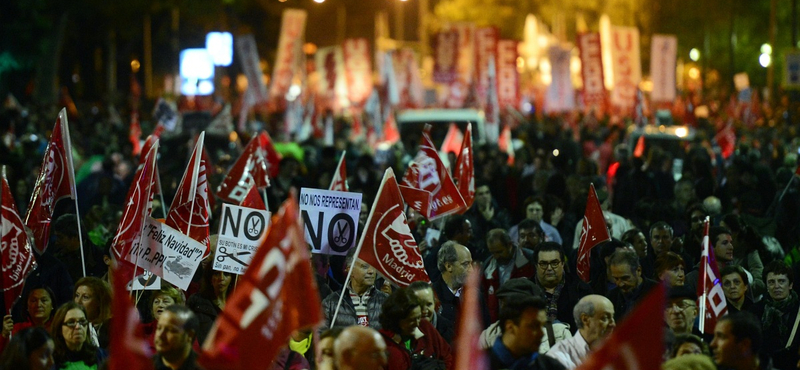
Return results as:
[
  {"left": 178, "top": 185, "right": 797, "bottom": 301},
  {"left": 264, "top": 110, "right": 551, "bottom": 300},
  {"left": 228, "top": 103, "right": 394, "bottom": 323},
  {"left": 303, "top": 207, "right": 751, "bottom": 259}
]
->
[
  {"left": 322, "top": 249, "right": 388, "bottom": 329},
  {"left": 483, "top": 229, "right": 537, "bottom": 323},
  {"left": 432, "top": 241, "right": 474, "bottom": 327},
  {"left": 153, "top": 305, "right": 202, "bottom": 370},
  {"left": 606, "top": 249, "right": 659, "bottom": 322},
  {"left": 531, "top": 242, "right": 592, "bottom": 332},
  {"left": 488, "top": 296, "right": 566, "bottom": 370}
]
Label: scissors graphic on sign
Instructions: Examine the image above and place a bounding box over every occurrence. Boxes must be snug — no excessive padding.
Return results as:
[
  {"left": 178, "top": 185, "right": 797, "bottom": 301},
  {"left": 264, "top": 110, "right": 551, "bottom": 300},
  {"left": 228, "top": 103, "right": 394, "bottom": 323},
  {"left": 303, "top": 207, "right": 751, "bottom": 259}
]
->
[
  {"left": 217, "top": 247, "right": 251, "bottom": 266},
  {"left": 332, "top": 222, "right": 349, "bottom": 245}
]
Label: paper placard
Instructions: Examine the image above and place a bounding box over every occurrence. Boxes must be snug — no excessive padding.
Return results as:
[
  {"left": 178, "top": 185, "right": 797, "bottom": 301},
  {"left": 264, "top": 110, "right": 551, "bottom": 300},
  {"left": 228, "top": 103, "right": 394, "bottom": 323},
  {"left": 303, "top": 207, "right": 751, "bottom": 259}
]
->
[
  {"left": 213, "top": 204, "right": 271, "bottom": 275},
  {"left": 126, "top": 217, "right": 206, "bottom": 290},
  {"left": 299, "top": 188, "right": 362, "bottom": 255}
]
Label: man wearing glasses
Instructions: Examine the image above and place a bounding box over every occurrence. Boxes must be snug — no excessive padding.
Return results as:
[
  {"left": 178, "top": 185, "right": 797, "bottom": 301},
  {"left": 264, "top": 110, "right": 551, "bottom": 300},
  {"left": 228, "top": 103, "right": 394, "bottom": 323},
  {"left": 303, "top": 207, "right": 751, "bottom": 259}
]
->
[{"left": 532, "top": 242, "right": 592, "bottom": 332}]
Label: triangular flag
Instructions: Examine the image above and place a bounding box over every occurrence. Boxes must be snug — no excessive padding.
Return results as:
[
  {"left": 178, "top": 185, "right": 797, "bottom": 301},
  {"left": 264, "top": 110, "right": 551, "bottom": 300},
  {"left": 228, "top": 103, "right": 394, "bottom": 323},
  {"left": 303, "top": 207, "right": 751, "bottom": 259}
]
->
[
  {"left": 130, "top": 111, "right": 143, "bottom": 156},
  {"left": 497, "top": 125, "right": 514, "bottom": 165},
  {"left": 633, "top": 135, "right": 645, "bottom": 158},
  {"left": 454, "top": 269, "right": 487, "bottom": 370},
  {"left": 356, "top": 168, "right": 430, "bottom": 287},
  {"left": 440, "top": 124, "right": 464, "bottom": 156},
  {"left": 216, "top": 134, "right": 271, "bottom": 204},
  {"left": 697, "top": 217, "right": 728, "bottom": 334},
  {"left": 329, "top": 151, "right": 349, "bottom": 192},
  {"left": 575, "top": 284, "right": 665, "bottom": 370},
  {"left": 257, "top": 132, "right": 283, "bottom": 180},
  {"left": 398, "top": 185, "right": 433, "bottom": 219},
  {"left": 25, "top": 108, "right": 77, "bottom": 255},
  {"left": 109, "top": 263, "right": 153, "bottom": 370},
  {"left": 199, "top": 193, "right": 322, "bottom": 370},
  {"left": 165, "top": 132, "right": 211, "bottom": 257},
  {"left": 401, "top": 131, "right": 467, "bottom": 220},
  {"left": 1, "top": 168, "right": 37, "bottom": 315},
  {"left": 576, "top": 184, "right": 612, "bottom": 282},
  {"left": 239, "top": 185, "right": 267, "bottom": 211},
  {"left": 455, "top": 123, "right": 475, "bottom": 210}
]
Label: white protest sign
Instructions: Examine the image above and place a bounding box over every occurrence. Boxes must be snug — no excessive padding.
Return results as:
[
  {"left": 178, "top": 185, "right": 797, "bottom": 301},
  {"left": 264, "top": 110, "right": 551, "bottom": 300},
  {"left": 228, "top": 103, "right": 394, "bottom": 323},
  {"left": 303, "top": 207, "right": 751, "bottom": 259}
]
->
[
  {"left": 126, "top": 217, "right": 206, "bottom": 290},
  {"left": 213, "top": 204, "right": 271, "bottom": 275},
  {"left": 127, "top": 272, "right": 161, "bottom": 291},
  {"left": 299, "top": 188, "right": 362, "bottom": 255}
]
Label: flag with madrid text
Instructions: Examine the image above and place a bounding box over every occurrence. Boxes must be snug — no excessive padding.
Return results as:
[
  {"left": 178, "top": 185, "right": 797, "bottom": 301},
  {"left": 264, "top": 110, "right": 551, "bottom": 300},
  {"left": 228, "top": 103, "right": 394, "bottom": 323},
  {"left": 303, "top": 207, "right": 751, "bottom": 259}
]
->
[
  {"left": 1, "top": 169, "right": 36, "bottom": 314},
  {"left": 697, "top": 218, "right": 727, "bottom": 334},
  {"left": 576, "top": 184, "right": 611, "bottom": 282},
  {"left": 199, "top": 194, "right": 322, "bottom": 370}
]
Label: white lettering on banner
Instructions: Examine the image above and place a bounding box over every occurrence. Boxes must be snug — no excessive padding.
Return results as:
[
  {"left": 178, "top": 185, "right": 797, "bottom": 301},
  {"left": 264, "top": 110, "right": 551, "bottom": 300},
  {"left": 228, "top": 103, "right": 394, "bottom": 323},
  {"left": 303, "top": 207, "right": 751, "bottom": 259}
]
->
[
  {"left": 373, "top": 204, "right": 425, "bottom": 283},
  {"left": 703, "top": 264, "right": 728, "bottom": 317},
  {"left": 126, "top": 217, "right": 205, "bottom": 290},
  {"left": 239, "top": 235, "right": 292, "bottom": 330},
  {"left": 447, "top": 23, "right": 475, "bottom": 108},
  {"left": 496, "top": 40, "right": 518, "bottom": 109},
  {"left": 299, "top": 188, "right": 362, "bottom": 256},
  {"left": 475, "top": 28, "right": 498, "bottom": 106},
  {"left": 579, "top": 33, "right": 605, "bottom": 107},
  {"left": 343, "top": 39, "right": 372, "bottom": 106}
]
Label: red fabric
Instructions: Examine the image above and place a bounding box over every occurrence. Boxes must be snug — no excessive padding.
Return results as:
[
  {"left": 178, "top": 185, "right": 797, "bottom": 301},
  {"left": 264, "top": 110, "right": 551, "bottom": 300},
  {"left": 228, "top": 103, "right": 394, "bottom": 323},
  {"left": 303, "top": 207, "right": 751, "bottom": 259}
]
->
[
  {"left": 401, "top": 131, "right": 466, "bottom": 221},
  {"left": 24, "top": 108, "right": 76, "bottom": 255},
  {"left": 216, "top": 133, "right": 272, "bottom": 204},
  {"left": 165, "top": 133, "right": 211, "bottom": 258},
  {"left": 239, "top": 185, "right": 267, "bottom": 211},
  {"left": 697, "top": 218, "right": 728, "bottom": 334},
  {"left": 575, "top": 284, "right": 665, "bottom": 370},
  {"left": 199, "top": 194, "right": 323, "bottom": 370},
  {"left": 455, "top": 123, "right": 475, "bottom": 210},
  {"left": 398, "top": 185, "right": 432, "bottom": 219},
  {"left": 130, "top": 112, "right": 142, "bottom": 156},
  {"left": 110, "top": 263, "right": 154, "bottom": 370},
  {"left": 633, "top": 135, "right": 645, "bottom": 158},
  {"left": 357, "top": 169, "right": 430, "bottom": 287},
  {"left": 1, "top": 173, "right": 36, "bottom": 314},
  {"left": 329, "top": 151, "right": 349, "bottom": 192},
  {"left": 576, "top": 184, "right": 611, "bottom": 282},
  {"left": 380, "top": 320, "right": 453, "bottom": 370},
  {"left": 454, "top": 270, "right": 487, "bottom": 370},
  {"left": 440, "top": 124, "right": 464, "bottom": 155},
  {"left": 482, "top": 253, "right": 537, "bottom": 323}
]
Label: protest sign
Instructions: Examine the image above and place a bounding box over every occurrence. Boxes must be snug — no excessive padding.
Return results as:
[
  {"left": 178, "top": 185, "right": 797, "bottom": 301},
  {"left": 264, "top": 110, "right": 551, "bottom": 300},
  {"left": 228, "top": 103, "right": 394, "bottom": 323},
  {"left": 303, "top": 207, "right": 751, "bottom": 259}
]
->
[
  {"left": 127, "top": 272, "right": 161, "bottom": 291},
  {"left": 299, "top": 188, "right": 362, "bottom": 256},
  {"left": 214, "top": 204, "right": 271, "bottom": 275},
  {"left": 125, "top": 217, "right": 205, "bottom": 290}
]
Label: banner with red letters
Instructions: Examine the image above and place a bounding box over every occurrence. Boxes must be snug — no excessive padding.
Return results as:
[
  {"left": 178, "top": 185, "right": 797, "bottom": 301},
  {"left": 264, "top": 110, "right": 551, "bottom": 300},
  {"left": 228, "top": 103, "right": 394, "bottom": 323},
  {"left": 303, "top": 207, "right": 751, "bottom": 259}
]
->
[
  {"left": 200, "top": 194, "right": 322, "bottom": 370},
  {"left": 650, "top": 34, "right": 677, "bottom": 102},
  {"left": 496, "top": 40, "right": 519, "bottom": 110},
  {"left": 343, "top": 38, "right": 373, "bottom": 108},
  {"left": 577, "top": 33, "right": 606, "bottom": 111},
  {"left": 269, "top": 9, "right": 307, "bottom": 102},
  {"left": 475, "top": 27, "right": 499, "bottom": 108},
  {"left": 315, "top": 46, "right": 348, "bottom": 112},
  {"left": 358, "top": 168, "right": 429, "bottom": 287},
  {"left": 434, "top": 31, "right": 458, "bottom": 84},
  {"left": 610, "top": 26, "right": 641, "bottom": 115}
]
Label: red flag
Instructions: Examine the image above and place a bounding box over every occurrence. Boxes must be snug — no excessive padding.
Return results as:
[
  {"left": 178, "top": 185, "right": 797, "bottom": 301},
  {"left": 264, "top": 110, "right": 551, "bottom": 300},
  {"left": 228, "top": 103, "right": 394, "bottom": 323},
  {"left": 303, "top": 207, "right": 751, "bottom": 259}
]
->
[
  {"left": 575, "top": 284, "right": 665, "bottom": 370},
  {"left": 795, "top": 163, "right": 800, "bottom": 177},
  {"left": 697, "top": 217, "right": 728, "bottom": 334},
  {"left": 382, "top": 111, "right": 400, "bottom": 144},
  {"left": 216, "top": 134, "right": 272, "bottom": 204},
  {"left": 401, "top": 131, "right": 467, "bottom": 220},
  {"left": 440, "top": 124, "right": 464, "bottom": 155},
  {"left": 139, "top": 135, "right": 163, "bottom": 196},
  {"left": 1, "top": 170, "right": 36, "bottom": 314},
  {"left": 329, "top": 151, "right": 349, "bottom": 192},
  {"left": 130, "top": 112, "right": 142, "bottom": 156},
  {"left": 110, "top": 140, "right": 159, "bottom": 283},
  {"left": 109, "top": 263, "right": 153, "bottom": 370},
  {"left": 455, "top": 123, "right": 475, "bottom": 210},
  {"left": 357, "top": 168, "right": 429, "bottom": 287},
  {"left": 633, "top": 135, "right": 645, "bottom": 158},
  {"left": 165, "top": 132, "right": 211, "bottom": 257},
  {"left": 201, "top": 147, "right": 216, "bottom": 212},
  {"left": 576, "top": 184, "right": 611, "bottom": 282},
  {"left": 239, "top": 185, "right": 267, "bottom": 211},
  {"left": 398, "top": 184, "right": 432, "bottom": 219},
  {"left": 454, "top": 269, "right": 488, "bottom": 370},
  {"left": 199, "top": 194, "right": 322, "bottom": 370},
  {"left": 497, "top": 125, "right": 514, "bottom": 165},
  {"left": 25, "top": 108, "right": 77, "bottom": 255},
  {"left": 257, "top": 132, "right": 283, "bottom": 179}
]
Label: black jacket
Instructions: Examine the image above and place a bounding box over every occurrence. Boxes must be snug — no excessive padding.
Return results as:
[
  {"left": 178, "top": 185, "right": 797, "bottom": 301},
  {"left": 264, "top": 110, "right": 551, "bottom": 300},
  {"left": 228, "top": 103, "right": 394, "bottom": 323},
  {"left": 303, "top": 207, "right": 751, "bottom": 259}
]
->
[
  {"left": 606, "top": 278, "right": 659, "bottom": 322},
  {"left": 533, "top": 273, "right": 592, "bottom": 332}
]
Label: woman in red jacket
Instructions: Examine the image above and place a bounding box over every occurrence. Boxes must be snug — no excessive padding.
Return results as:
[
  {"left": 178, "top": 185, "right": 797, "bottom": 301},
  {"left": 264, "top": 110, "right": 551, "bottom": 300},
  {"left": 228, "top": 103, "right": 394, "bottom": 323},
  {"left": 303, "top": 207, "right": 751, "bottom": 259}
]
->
[{"left": 378, "top": 287, "right": 452, "bottom": 370}]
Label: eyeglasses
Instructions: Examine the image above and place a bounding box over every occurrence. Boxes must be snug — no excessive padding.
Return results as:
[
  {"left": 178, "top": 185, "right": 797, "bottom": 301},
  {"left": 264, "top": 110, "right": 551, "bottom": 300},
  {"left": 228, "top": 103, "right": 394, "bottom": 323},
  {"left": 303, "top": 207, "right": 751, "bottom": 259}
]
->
[
  {"left": 667, "top": 303, "right": 695, "bottom": 312},
  {"left": 63, "top": 319, "right": 89, "bottom": 328},
  {"left": 537, "top": 260, "right": 562, "bottom": 269}
]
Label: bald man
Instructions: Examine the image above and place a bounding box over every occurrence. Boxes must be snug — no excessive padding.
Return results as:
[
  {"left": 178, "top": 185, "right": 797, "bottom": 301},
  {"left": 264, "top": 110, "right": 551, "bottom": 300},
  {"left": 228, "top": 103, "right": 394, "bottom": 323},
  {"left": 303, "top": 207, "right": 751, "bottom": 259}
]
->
[
  {"left": 334, "top": 326, "right": 388, "bottom": 370},
  {"left": 545, "top": 295, "right": 616, "bottom": 369}
]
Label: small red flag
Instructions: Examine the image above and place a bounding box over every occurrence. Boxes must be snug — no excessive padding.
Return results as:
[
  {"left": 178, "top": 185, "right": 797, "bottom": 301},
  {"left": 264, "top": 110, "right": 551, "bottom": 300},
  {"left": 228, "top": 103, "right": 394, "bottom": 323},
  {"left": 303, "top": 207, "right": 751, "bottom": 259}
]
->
[
  {"left": 25, "top": 108, "right": 77, "bottom": 255},
  {"left": 455, "top": 122, "right": 475, "bottom": 210},
  {"left": 576, "top": 184, "right": 611, "bottom": 282},
  {"left": 1, "top": 170, "right": 36, "bottom": 314},
  {"left": 130, "top": 112, "right": 142, "bottom": 156},
  {"left": 401, "top": 131, "right": 466, "bottom": 220},
  {"left": 257, "top": 132, "right": 283, "bottom": 180},
  {"left": 697, "top": 217, "right": 728, "bottom": 334},
  {"left": 357, "top": 168, "right": 430, "bottom": 287},
  {"left": 329, "top": 151, "right": 349, "bottom": 192},
  {"left": 398, "top": 185, "right": 432, "bottom": 219},
  {"left": 216, "top": 134, "right": 272, "bottom": 204},
  {"left": 575, "top": 284, "right": 665, "bottom": 370},
  {"left": 165, "top": 132, "right": 211, "bottom": 257},
  {"left": 633, "top": 135, "right": 645, "bottom": 158},
  {"left": 239, "top": 185, "right": 267, "bottom": 211},
  {"left": 497, "top": 125, "right": 514, "bottom": 165},
  {"left": 199, "top": 194, "right": 322, "bottom": 370},
  {"left": 109, "top": 263, "right": 153, "bottom": 370},
  {"left": 382, "top": 112, "right": 400, "bottom": 144},
  {"left": 110, "top": 140, "right": 159, "bottom": 283},
  {"left": 440, "top": 123, "right": 464, "bottom": 155},
  {"left": 454, "top": 269, "right": 487, "bottom": 370}
]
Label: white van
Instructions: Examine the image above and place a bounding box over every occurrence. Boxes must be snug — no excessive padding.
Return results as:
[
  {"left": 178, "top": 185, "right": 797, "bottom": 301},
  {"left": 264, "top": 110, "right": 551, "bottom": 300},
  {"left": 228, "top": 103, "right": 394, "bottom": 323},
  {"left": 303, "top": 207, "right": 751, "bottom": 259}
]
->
[{"left": 395, "top": 109, "right": 486, "bottom": 154}]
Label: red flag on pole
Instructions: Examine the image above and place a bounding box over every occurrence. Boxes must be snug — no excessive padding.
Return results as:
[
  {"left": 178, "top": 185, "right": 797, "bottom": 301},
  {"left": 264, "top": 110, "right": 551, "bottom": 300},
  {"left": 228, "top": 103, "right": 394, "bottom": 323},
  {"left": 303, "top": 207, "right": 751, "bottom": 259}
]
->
[
  {"left": 329, "top": 151, "right": 349, "bottom": 192},
  {"left": 697, "top": 217, "right": 728, "bottom": 334},
  {"left": 239, "top": 185, "right": 267, "bottom": 211},
  {"left": 109, "top": 263, "right": 153, "bottom": 370},
  {"left": 454, "top": 269, "right": 488, "bottom": 370},
  {"left": 110, "top": 140, "right": 159, "bottom": 283},
  {"left": 165, "top": 132, "right": 211, "bottom": 257},
  {"left": 576, "top": 184, "right": 611, "bottom": 282},
  {"left": 216, "top": 133, "right": 273, "bottom": 204},
  {"left": 25, "top": 108, "right": 77, "bottom": 255},
  {"left": 574, "top": 284, "right": 665, "bottom": 370},
  {"left": 1, "top": 169, "right": 36, "bottom": 314},
  {"left": 257, "top": 131, "right": 283, "bottom": 179},
  {"left": 455, "top": 123, "right": 475, "bottom": 210},
  {"left": 139, "top": 135, "right": 163, "bottom": 196},
  {"left": 199, "top": 194, "right": 322, "bottom": 370},
  {"left": 357, "top": 168, "right": 430, "bottom": 287},
  {"left": 440, "top": 123, "right": 464, "bottom": 155},
  {"left": 398, "top": 185, "right": 432, "bottom": 219},
  {"left": 633, "top": 135, "right": 645, "bottom": 158},
  {"left": 401, "top": 131, "right": 467, "bottom": 220},
  {"left": 382, "top": 111, "right": 400, "bottom": 144}
]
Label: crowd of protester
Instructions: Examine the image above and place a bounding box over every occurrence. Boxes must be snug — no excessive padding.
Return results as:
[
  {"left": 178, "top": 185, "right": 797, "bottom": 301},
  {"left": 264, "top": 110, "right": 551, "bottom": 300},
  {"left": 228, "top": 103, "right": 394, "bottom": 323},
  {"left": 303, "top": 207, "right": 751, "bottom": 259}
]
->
[{"left": 2, "top": 88, "right": 800, "bottom": 370}]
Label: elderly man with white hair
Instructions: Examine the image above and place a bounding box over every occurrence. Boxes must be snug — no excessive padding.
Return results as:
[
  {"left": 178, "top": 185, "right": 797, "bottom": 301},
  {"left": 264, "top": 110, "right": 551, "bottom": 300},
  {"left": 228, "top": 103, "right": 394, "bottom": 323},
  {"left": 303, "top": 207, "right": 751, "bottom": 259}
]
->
[{"left": 545, "top": 295, "right": 616, "bottom": 369}]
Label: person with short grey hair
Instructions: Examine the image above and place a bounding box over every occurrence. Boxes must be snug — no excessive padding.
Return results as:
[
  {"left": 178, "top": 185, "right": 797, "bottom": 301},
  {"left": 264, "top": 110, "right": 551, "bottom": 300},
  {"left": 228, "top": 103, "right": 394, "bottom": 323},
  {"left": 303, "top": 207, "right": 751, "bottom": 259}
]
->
[
  {"left": 546, "top": 295, "right": 615, "bottom": 369},
  {"left": 432, "top": 241, "right": 472, "bottom": 330},
  {"left": 607, "top": 249, "right": 659, "bottom": 321}
]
